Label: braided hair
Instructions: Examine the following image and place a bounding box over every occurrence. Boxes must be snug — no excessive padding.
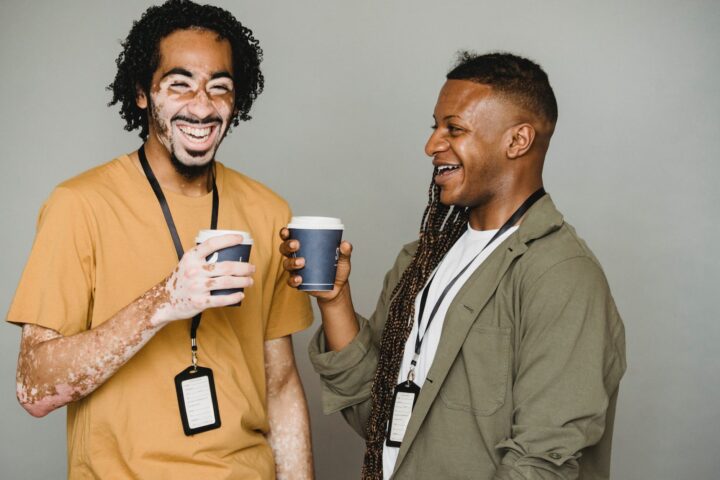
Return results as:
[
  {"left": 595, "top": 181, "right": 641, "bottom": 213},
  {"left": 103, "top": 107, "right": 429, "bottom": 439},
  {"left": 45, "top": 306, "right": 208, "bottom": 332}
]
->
[
  {"left": 361, "top": 51, "right": 556, "bottom": 478},
  {"left": 362, "top": 175, "right": 469, "bottom": 478}
]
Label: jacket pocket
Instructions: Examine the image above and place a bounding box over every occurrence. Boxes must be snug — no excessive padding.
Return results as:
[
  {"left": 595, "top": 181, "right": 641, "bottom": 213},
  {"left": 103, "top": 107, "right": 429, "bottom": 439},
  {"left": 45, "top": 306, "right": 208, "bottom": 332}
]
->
[{"left": 439, "top": 326, "right": 511, "bottom": 416}]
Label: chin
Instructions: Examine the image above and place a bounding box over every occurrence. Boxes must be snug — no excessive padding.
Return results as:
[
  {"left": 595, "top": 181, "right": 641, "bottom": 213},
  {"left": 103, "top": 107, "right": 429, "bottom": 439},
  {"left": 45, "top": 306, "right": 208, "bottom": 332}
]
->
[{"left": 174, "top": 149, "right": 216, "bottom": 166}]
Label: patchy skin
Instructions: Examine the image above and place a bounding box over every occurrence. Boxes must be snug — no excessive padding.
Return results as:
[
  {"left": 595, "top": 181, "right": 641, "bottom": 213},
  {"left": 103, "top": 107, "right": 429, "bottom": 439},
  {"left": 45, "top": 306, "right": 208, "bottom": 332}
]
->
[
  {"left": 17, "top": 282, "right": 168, "bottom": 417},
  {"left": 144, "top": 29, "right": 235, "bottom": 170},
  {"left": 16, "top": 236, "right": 254, "bottom": 417},
  {"left": 264, "top": 337, "right": 314, "bottom": 479}
]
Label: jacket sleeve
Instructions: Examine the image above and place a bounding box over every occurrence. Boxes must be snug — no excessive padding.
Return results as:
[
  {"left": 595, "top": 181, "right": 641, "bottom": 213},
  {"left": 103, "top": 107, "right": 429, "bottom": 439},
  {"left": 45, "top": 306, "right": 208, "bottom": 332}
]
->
[
  {"left": 308, "top": 244, "right": 413, "bottom": 438},
  {"left": 493, "top": 256, "right": 626, "bottom": 479}
]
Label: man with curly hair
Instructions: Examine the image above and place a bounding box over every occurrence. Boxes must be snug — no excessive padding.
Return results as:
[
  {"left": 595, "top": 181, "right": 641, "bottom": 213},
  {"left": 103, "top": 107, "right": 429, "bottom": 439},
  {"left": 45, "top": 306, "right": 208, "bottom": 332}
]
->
[{"left": 7, "top": 1, "right": 314, "bottom": 478}]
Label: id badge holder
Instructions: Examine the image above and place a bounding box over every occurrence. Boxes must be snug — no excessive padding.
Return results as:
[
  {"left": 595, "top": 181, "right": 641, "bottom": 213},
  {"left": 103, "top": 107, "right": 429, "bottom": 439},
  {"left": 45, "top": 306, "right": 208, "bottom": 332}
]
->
[
  {"left": 174, "top": 365, "right": 221, "bottom": 436},
  {"left": 386, "top": 380, "right": 420, "bottom": 447}
]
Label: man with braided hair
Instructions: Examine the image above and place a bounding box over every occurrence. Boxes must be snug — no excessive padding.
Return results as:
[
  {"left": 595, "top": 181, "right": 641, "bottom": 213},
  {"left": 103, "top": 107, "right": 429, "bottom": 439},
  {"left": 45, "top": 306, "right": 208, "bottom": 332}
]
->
[
  {"left": 8, "top": 1, "right": 314, "bottom": 478},
  {"left": 281, "top": 52, "right": 626, "bottom": 479}
]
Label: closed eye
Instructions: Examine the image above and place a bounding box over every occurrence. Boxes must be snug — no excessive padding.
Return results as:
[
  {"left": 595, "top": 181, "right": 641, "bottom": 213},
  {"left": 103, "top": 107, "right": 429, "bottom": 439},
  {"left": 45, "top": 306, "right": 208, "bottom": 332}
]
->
[{"left": 447, "top": 125, "right": 464, "bottom": 135}]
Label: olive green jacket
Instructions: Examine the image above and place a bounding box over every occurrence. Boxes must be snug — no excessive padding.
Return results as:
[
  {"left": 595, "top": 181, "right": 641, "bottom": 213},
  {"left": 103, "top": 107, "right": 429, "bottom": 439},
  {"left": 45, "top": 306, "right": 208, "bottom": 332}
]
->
[{"left": 309, "top": 196, "right": 626, "bottom": 479}]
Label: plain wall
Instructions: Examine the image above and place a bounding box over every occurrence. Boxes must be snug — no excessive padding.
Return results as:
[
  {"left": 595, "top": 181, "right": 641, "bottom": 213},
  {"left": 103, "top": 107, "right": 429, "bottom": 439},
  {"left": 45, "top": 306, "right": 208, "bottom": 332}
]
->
[{"left": 1, "top": 1, "right": 718, "bottom": 478}]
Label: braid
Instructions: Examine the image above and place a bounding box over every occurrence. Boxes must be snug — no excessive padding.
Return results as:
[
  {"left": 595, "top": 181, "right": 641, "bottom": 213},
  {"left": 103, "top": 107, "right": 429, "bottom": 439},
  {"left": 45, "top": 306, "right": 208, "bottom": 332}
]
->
[{"left": 361, "top": 173, "right": 469, "bottom": 479}]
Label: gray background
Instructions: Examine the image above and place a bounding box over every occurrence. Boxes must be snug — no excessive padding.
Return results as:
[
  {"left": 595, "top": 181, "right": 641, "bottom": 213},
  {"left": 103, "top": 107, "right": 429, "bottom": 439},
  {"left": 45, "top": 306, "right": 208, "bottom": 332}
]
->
[{"left": 1, "top": 0, "right": 718, "bottom": 478}]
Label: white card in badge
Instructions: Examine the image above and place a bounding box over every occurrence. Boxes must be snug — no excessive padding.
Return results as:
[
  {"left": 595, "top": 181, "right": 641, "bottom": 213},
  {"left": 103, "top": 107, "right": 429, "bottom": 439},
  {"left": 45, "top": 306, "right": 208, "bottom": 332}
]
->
[
  {"left": 386, "top": 380, "right": 420, "bottom": 447},
  {"left": 174, "top": 366, "right": 221, "bottom": 436}
]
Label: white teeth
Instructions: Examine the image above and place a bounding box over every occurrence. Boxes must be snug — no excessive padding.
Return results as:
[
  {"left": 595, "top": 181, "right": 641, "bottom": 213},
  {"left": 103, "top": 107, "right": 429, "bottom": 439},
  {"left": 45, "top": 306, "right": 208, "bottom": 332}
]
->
[
  {"left": 437, "top": 165, "right": 460, "bottom": 174},
  {"left": 178, "top": 125, "right": 212, "bottom": 140}
]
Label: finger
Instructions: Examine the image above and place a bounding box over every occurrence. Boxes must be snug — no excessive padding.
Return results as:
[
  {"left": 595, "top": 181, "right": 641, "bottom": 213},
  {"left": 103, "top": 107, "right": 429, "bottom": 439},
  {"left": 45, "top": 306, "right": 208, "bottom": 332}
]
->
[
  {"left": 278, "top": 239, "right": 300, "bottom": 257},
  {"left": 279, "top": 227, "right": 290, "bottom": 240},
  {"left": 204, "top": 261, "right": 256, "bottom": 277},
  {"left": 282, "top": 256, "right": 305, "bottom": 272},
  {"left": 208, "top": 275, "right": 254, "bottom": 291},
  {"left": 205, "top": 291, "right": 245, "bottom": 308},
  {"left": 287, "top": 274, "right": 303, "bottom": 288},
  {"left": 194, "top": 234, "right": 244, "bottom": 258},
  {"left": 339, "top": 241, "right": 353, "bottom": 257}
]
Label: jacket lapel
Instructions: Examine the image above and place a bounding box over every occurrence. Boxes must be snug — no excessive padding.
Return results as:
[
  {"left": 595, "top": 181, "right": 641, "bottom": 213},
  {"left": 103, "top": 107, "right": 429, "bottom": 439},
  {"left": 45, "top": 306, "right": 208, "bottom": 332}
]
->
[
  {"left": 392, "top": 238, "right": 526, "bottom": 470},
  {"left": 392, "top": 195, "right": 563, "bottom": 473}
]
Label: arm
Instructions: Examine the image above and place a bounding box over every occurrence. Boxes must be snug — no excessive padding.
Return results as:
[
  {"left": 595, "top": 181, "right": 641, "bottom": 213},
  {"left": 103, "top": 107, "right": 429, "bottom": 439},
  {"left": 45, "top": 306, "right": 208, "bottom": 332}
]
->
[
  {"left": 492, "top": 257, "right": 626, "bottom": 480},
  {"left": 16, "top": 234, "right": 254, "bottom": 417},
  {"left": 279, "top": 231, "right": 415, "bottom": 437},
  {"left": 265, "top": 336, "right": 314, "bottom": 480},
  {"left": 279, "top": 228, "right": 358, "bottom": 351}
]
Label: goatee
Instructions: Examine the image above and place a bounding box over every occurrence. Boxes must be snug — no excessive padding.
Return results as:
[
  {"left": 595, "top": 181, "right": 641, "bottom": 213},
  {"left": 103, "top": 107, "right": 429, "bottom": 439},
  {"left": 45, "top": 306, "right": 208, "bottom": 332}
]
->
[{"left": 170, "top": 153, "right": 214, "bottom": 181}]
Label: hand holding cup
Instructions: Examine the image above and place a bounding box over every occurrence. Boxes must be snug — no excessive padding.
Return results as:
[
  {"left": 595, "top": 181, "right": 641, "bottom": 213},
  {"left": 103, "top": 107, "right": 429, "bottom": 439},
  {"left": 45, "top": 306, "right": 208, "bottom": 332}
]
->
[
  {"left": 156, "top": 232, "right": 255, "bottom": 325},
  {"left": 279, "top": 217, "right": 353, "bottom": 302}
]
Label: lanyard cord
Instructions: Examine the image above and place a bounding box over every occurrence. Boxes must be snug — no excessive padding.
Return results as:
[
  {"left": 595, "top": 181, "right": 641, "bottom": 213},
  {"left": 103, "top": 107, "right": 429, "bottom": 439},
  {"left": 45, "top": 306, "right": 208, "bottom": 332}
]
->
[
  {"left": 138, "top": 146, "right": 218, "bottom": 368},
  {"left": 407, "top": 187, "right": 546, "bottom": 381}
]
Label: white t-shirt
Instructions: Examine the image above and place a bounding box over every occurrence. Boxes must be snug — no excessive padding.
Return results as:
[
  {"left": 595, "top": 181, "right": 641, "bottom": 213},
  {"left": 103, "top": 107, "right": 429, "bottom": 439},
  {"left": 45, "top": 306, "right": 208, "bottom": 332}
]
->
[{"left": 382, "top": 224, "right": 518, "bottom": 478}]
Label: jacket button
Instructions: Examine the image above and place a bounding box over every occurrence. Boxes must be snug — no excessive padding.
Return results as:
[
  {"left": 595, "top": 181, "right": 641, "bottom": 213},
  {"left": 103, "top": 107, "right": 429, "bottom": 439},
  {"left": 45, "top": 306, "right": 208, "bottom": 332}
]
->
[{"left": 549, "top": 453, "right": 561, "bottom": 460}]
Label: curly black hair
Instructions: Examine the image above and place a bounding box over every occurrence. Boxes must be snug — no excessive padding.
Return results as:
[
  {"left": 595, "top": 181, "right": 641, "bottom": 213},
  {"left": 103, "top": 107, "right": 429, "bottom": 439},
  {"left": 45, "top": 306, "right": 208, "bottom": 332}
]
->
[{"left": 108, "top": 0, "right": 264, "bottom": 140}]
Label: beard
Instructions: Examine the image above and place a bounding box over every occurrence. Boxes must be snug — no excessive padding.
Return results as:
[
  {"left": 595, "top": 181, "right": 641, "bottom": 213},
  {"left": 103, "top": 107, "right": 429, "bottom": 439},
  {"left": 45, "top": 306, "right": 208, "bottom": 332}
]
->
[
  {"left": 147, "top": 97, "right": 221, "bottom": 181},
  {"left": 170, "top": 150, "right": 214, "bottom": 180}
]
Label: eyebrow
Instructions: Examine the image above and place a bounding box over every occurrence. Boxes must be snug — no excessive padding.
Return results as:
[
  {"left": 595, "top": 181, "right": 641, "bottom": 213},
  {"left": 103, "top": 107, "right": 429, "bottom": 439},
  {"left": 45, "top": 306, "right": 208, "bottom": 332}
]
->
[
  {"left": 432, "top": 114, "right": 462, "bottom": 121},
  {"left": 159, "top": 68, "right": 234, "bottom": 82},
  {"left": 210, "top": 71, "right": 234, "bottom": 81},
  {"left": 160, "top": 67, "right": 193, "bottom": 80}
]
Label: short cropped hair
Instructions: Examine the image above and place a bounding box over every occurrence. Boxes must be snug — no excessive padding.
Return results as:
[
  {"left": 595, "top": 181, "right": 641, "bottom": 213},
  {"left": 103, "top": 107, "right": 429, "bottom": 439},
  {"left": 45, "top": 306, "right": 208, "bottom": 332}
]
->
[
  {"left": 108, "top": 0, "right": 264, "bottom": 139},
  {"left": 447, "top": 51, "right": 557, "bottom": 125}
]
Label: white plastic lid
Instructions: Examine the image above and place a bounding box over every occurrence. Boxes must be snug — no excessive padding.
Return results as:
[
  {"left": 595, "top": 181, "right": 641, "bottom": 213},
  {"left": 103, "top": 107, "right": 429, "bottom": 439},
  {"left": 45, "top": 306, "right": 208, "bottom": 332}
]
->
[
  {"left": 288, "top": 216, "right": 344, "bottom": 230},
  {"left": 195, "top": 229, "right": 253, "bottom": 244}
]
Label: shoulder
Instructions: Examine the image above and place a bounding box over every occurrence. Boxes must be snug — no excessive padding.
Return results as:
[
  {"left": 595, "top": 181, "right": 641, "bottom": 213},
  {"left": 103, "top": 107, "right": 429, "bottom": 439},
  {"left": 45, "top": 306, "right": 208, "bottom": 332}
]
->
[
  {"left": 516, "top": 220, "right": 610, "bottom": 294},
  {"left": 40, "top": 156, "right": 130, "bottom": 217},
  {"left": 218, "top": 164, "right": 291, "bottom": 217},
  {"left": 49, "top": 156, "right": 134, "bottom": 210}
]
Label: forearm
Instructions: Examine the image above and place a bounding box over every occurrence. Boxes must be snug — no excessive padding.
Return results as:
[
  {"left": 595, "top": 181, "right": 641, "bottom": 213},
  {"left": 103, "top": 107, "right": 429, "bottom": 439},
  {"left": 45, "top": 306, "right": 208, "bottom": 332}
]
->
[
  {"left": 16, "top": 281, "right": 170, "bottom": 417},
  {"left": 267, "top": 369, "right": 314, "bottom": 479},
  {"left": 317, "top": 283, "right": 359, "bottom": 351}
]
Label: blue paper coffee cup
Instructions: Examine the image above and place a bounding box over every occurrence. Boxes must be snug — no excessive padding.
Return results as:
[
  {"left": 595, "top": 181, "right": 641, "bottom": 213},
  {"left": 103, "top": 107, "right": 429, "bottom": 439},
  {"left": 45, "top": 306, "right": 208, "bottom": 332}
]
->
[
  {"left": 196, "top": 229, "right": 253, "bottom": 304},
  {"left": 288, "top": 217, "right": 344, "bottom": 291}
]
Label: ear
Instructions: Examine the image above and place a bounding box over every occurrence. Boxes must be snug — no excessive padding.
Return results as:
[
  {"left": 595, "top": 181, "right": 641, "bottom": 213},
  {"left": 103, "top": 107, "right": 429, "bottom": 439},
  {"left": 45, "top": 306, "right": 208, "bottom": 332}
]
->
[
  {"left": 506, "top": 123, "right": 535, "bottom": 159},
  {"left": 136, "top": 84, "right": 148, "bottom": 109}
]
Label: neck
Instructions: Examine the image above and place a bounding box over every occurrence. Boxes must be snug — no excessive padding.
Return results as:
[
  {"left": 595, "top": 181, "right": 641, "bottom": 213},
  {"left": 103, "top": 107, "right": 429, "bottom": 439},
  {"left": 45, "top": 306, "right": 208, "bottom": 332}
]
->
[
  {"left": 138, "top": 139, "right": 212, "bottom": 197},
  {"left": 468, "top": 181, "right": 543, "bottom": 230}
]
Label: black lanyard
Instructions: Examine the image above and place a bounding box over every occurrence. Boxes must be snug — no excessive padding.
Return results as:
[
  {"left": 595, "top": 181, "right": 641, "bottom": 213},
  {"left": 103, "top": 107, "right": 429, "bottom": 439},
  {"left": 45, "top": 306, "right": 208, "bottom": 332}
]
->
[
  {"left": 407, "top": 188, "right": 546, "bottom": 381},
  {"left": 138, "top": 146, "right": 218, "bottom": 368}
]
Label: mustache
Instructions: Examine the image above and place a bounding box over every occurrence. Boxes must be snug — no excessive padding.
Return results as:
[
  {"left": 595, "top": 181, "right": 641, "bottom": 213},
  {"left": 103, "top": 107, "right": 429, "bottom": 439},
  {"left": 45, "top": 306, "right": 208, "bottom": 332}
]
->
[{"left": 172, "top": 114, "right": 223, "bottom": 125}]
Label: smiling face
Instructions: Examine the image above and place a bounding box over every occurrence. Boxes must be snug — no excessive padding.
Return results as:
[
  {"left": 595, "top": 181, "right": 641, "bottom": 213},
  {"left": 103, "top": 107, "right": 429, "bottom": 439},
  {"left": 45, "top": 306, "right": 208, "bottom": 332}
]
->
[
  {"left": 137, "top": 28, "right": 235, "bottom": 173},
  {"left": 425, "top": 79, "right": 520, "bottom": 211}
]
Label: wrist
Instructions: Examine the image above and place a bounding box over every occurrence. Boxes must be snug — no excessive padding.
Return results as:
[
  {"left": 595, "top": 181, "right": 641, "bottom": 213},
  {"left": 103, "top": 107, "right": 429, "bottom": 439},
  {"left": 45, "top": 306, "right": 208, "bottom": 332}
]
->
[
  {"left": 144, "top": 280, "right": 174, "bottom": 328},
  {"left": 316, "top": 283, "right": 351, "bottom": 311}
]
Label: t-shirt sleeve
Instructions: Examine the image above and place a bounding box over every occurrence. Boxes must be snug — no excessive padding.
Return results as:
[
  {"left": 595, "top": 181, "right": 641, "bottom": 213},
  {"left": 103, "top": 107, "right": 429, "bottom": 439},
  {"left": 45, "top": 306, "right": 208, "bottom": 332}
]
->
[
  {"left": 264, "top": 206, "right": 313, "bottom": 340},
  {"left": 6, "top": 186, "right": 96, "bottom": 336}
]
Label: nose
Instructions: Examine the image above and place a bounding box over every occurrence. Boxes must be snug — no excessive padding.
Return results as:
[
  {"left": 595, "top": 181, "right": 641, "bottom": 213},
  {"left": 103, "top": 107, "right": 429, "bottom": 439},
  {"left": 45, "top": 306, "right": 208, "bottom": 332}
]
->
[
  {"left": 424, "top": 128, "right": 448, "bottom": 157},
  {"left": 187, "top": 89, "right": 214, "bottom": 119}
]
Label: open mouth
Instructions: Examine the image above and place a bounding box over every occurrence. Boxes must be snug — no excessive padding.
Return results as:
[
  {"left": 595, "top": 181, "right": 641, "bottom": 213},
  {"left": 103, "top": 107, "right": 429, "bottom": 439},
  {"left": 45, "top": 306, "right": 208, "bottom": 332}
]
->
[
  {"left": 177, "top": 124, "right": 216, "bottom": 143},
  {"left": 436, "top": 164, "right": 462, "bottom": 176}
]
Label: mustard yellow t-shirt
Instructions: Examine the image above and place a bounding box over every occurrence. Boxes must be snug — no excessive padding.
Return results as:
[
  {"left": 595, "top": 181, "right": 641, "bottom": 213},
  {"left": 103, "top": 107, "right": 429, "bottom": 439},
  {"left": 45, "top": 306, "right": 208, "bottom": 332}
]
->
[{"left": 7, "top": 154, "right": 313, "bottom": 479}]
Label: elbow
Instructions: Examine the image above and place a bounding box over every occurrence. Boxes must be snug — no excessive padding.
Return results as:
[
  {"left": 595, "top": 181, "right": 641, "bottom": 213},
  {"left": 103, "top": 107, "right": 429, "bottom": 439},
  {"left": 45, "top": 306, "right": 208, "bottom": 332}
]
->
[
  {"left": 16, "top": 383, "right": 55, "bottom": 418},
  {"left": 22, "top": 403, "right": 52, "bottom": 418}
]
